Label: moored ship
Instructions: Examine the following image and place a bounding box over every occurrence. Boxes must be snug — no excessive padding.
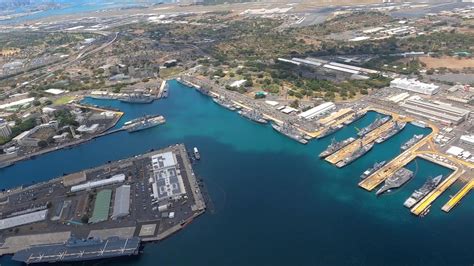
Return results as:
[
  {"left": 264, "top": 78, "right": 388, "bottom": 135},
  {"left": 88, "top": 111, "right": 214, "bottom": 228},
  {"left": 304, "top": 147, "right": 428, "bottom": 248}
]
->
[
  {"left": 272, "top": 122, "right": 308, "bottom": 144},
  {"left": 336, "top": 141, "right": 374, "bottom": 167},
  {"left": 374, "top": 121, "right": 406, "bottom": 144},
  {"left": 357, "top": 115, "right": 390, "bottom": 137},
  {"left": 193, "top": 147, "right": 201, "bottom": 160},
  {"left": 238, "top": 109, "right": 268, "bottom": 124},
  {"left": 125, "top": 115, "right": 166, "bottom": 133},
  {"left": 319, "top": 137, "right": 356, "bottom": 158},
  {"left": 403, "top": 175, "right": 443, "bottom": 208},
  {"left": 12, "top": 236, "right": 141, "bottom": 264},
  {"left": 376, "top": 168, "right": 414, "bottom": 196},
  {"left": 360, "top": 160, "right": 386, "bottom": 180},
  {"left": 119, "top": 90, "right": 154, "bottom": 104},
  {"left": 213, "top": 97, "right": 237, "bottom": 111},
  {"left": 401, "top": 134, "right": 424, "bottom": 151},
  {"left": 343, "top": 111, "right": 366, "bottom": 126},
  {"left": 316, "top": 124, "right": 343, "bottom": 139}
]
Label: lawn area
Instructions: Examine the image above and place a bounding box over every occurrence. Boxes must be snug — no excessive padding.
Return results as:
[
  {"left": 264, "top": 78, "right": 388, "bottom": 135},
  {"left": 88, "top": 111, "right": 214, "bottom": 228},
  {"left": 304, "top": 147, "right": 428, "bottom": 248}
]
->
[
  {"left": 159, "top": 67, "right": 184, "bottom": 79},
  {"left": 53, "top": 95, "right": 76, "bottom": 106}
]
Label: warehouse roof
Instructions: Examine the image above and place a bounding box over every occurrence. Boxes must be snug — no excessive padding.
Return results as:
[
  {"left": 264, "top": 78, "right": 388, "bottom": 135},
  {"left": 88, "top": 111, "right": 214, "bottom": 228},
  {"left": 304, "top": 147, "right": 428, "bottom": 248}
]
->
[
  {"left": 0, "top": 210, "right": 48, "bottom": 230},
  {"left": 90, "top": 189, "right": 112, "bottom": 223},
  {"left": 112, "top": 185, "right": 131, "bottom": 219}
]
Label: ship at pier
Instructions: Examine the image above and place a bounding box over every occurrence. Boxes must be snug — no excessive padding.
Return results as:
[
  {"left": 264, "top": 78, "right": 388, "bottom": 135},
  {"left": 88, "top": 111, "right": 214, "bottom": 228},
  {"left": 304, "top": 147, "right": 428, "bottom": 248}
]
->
[
  {"left": 403, "top": 175, "right": 443, "bottom": 208},
  {"left": 336, "top": 141, "right": 374, "bottom": 167},
  {"left": 213, "top": 97, "right": 239, "bottom": 111},
  {"left": 357, "top": 115, "right": 390, "bottom": 137},
  {"left": 316, "top": 124, "right": 343, "bottom": 139},
  {"left": 319, "top": 137, "right": 356, "bottom": 158},
  {"left": 360, "top": 161, "right": 386, "bottom": 180},
  {"left": 124, "top": 115, "right": 166, "bottom": 133},
  {"left": 401, "top": 134, "right": 424, "bottom": 151},
  {"left": 12, "top": 236, "right": 141, "bottom": 264},
  {"left": 343, "top": 111, "right": 366, "bottom": 126},
  {"left": 272, "top": 122, "right": 308, "bottom": 144},
  {"left": 376, "top": 168, "right": 414, "bottom": 196},
  {"left": 119, "top": 90, "right": 154, "bottom": 104},
  {"left": 238, "top": 109, "right": 268, "bottom": 124},
  {"left": 374, "top": 121, "right": 407, "bottom": 144}
]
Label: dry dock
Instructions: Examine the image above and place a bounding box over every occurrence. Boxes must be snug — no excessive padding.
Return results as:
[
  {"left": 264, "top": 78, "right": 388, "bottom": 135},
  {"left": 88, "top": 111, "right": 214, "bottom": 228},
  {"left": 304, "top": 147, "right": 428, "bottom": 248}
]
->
[{"left": 441, "top": 177, "right": 474, "bottom": 212}]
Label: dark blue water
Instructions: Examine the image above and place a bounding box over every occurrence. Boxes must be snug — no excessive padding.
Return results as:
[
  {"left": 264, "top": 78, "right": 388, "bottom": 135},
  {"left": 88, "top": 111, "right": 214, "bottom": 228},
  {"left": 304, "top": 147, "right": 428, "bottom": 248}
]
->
[{"left": 1, "top": 80, "right": 473, "bottom": 266}]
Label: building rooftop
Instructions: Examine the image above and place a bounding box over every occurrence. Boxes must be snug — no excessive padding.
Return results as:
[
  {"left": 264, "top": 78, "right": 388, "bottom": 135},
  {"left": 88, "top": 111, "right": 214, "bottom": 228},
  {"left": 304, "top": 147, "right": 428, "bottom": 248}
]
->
[{"left": 90, "top": 189, "right": 112, "bottom": 223}]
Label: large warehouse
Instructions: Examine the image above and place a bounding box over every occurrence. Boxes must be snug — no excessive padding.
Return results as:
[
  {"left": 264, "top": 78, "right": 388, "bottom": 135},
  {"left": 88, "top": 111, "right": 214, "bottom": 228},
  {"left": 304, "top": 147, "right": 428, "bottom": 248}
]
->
[
  {"left": 151, "top": 152, "right": 186, "bottom": 202},
  {"left": 298, "top": 102, "right": 336, "bottom": 120},
  {"left": 111, "top": 185, "right": 131, "bottom": 219},
  {"left": 390, "top": 78, "right": 440, "bottom": 95},
  {"left": 401, "top": 96, "right": 471, "bottom": 125}
]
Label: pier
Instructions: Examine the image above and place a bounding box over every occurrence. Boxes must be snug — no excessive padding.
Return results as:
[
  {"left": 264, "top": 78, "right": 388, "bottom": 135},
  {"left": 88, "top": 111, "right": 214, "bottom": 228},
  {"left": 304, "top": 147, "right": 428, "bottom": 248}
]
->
[
  {"left": 441, "top": 177, "right": 474, "bottom": 212},
  {"left": 411, "top": 168, "right": 464, "bottom": 216},
  {"left": 325, "top": 120, "right": 395, "bottom": 165}
]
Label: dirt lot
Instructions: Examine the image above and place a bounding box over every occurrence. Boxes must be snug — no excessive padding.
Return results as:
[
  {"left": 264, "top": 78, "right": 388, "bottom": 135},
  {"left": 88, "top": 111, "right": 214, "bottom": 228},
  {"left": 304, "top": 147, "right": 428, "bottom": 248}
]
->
[{"left": 419, "top": 56, "right": 474, "bottom": 70}]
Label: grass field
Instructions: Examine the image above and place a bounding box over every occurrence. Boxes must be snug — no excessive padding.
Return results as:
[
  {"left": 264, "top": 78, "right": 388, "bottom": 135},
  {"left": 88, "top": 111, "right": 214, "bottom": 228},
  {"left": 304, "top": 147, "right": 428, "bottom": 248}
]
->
[{"left": 53, "top": 95, "right": 76, "bottom": 106}]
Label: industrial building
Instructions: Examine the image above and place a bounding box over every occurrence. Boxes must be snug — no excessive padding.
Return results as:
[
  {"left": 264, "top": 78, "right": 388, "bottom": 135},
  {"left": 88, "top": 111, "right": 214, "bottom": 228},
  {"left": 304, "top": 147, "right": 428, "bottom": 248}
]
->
[
  {"left": 89, "top": 189, "right": 112, "bottom": 223},
  {"left": 298, "top": 102, "right": 336, "bottom": 120},
  {"left": 0, "top": 122, "right": 12, "bottom": 138},
  {"left": 150, "top": 152, "right": 186, "bottom": 202},
  {"left": 460, "top": 135, "right": 474, "bottom": 148},
  {"left": 71, "top": 173, "right": 126, "bottom": 192},
  {"left": 111, "top": 185, "right": 131, "bottom": 219},
  {"left": 401, "top": 96, "right": 471, "bottom": 125},
  {"left": 0, "top": 210, "right": 48, "bottom": 230},
  {"left": 390, "top": 78, "right": 440, "bottom": 95}
]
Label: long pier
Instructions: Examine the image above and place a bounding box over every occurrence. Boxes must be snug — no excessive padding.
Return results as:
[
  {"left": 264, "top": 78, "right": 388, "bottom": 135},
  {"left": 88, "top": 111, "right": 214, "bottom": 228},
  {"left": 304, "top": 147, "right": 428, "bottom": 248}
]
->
[
  {"left": 441, "top": 177, "right": 474, "bottom": 212},
  {"left": 411, "top": 168, "right": 464, "bottom": 216},
  {"left": 325, "top": 120, "right": 395, "bottom": 165}
]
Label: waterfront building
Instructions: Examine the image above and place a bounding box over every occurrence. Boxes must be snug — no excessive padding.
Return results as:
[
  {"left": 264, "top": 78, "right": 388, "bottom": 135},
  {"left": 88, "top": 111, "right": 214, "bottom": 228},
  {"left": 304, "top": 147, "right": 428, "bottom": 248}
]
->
[
  {"left": 0, "top": 210, "right": 48, "bottom": 230},
  {"left": 89, "top": 189, "right": 112, "bottom": 224},
  {"left": 401, "top": 96, "right": 470, "bottom": 125},
  {"left": 460, "top": 135, "right": 474, "bottom": 147},
  {"left": 111, "top": 185, "right": 131, "bottom": 219},
  {"left": 298, "top": 102, "right": 336, "bottom": 120},
  {"left": 151, "top": 152, "right": 186, "bottom": 202},
  {"left": 390, "top": 78, "right": 439, "bottom": 95}
]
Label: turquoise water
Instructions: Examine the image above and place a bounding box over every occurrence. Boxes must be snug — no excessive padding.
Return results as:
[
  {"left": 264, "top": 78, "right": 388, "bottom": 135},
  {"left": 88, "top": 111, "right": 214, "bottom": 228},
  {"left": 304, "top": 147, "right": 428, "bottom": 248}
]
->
[{"left": 0, "top": 80, "right": 473, "bottom": 265}]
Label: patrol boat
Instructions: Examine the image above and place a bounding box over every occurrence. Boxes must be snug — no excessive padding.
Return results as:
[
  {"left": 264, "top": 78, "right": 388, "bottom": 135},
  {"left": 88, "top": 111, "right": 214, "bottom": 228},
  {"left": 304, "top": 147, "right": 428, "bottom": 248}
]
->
[
  {"left": 12, "top": 236, "right": 141, "bottom": 264},
  {"left": 319, "top": 137, "right": 356, "bottom": 158},
  {"left": 376, "top": 168, "right": 414, "bottom": 196},
  {"left": 360, "top": 161, "right": 386, "bottom": 180},
  {"left": 403, "top": 175, "right": 443, "bottom": 208},
  {"left": 401, "top": 134, "right": 424, "bottom": 151},
  {"left": 357, "top": 115, "right": 390, "bottom": 137}
]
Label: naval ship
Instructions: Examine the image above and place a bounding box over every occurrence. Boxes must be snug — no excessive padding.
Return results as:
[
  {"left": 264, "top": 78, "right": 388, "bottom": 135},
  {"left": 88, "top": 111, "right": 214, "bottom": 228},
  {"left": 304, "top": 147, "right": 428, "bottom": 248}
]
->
[
  {"left": 404, "top": 175, "right": 443, "bottom": 208},
  {"left": 374, "top": 121, "right": 406, "bottom": 144},
  {"left": 119, "top": 91, "right": 154, "bottom": 104},
  {"left": 272, "top": 122, "right": 308, "bottom": 144},
  {"left": 238, "top": 109, "right": 268, "bottom": 124},
  {"left": 213, "top": 97, "right": 238, "bottom": 111},
  {"left": 12, "top": 236, "right": 141, "bottom": 264},
  {"left": 401, "top": 134, "right": 424, "bottom": 151},
  {"left": 357, "top": 115, "right": 390, "bottom": 137},
  {"left": 124, "top": 115, "right": 166, "bottom": 133},
  {"left": 343, "top": 111, "right": 366, "bottom": 125},
  {"left": 319, "top": 137, "right": 356, "bottom": 158},
  {"left": 316, "top": 124, "right": 343, "bottom": 139},
  {"left": 360, "top": 160, "right": 386, "bottom": 180},
  {"left": 336, "top": 141, "right": 374, "bottom": 167},
  {"left": 376, "top": 168, "right": 414, "bottom": 196}
]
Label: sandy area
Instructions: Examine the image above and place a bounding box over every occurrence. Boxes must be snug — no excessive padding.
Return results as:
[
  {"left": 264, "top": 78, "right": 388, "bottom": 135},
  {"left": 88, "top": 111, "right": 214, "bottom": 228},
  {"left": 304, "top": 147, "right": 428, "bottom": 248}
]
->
[{"left": 420, "top": 56, "right": 474, "bottom": 70}]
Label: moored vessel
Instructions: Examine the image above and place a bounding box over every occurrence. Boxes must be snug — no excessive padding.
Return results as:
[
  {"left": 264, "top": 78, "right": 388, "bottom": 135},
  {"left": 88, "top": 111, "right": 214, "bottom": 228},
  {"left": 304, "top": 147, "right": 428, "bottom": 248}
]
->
[
  {"left": 360, "top": 161, "right": 386, "bottom": 180},
  {"left": 319, "top": 137, "right": 356, "bottom": 158},
  {"left": 403, "top": 175, "right": 443, "bottom": 208},
  {"left": 376, "top": 168, "right": 414, "bottom": 196},
  {"left": 336, "top": 141, "right": 374, "bottom": 167},
  {"left": 125, "top": 115, "right": 166, "bottom": 133},
  {"left": 357, "top": 115, "right": 390, "bottom": 137},
  {"left": 272, "top": 122, "right": 308, "bottom": 144},
  {"left": 374, "top": 121, "right": 406, "bottom": 144},
  {"left": 238, "top": 109, "right": 268, "bottom": 124},
  {"left": 401, "top": 134, "right": 424, "bottom": 151}
]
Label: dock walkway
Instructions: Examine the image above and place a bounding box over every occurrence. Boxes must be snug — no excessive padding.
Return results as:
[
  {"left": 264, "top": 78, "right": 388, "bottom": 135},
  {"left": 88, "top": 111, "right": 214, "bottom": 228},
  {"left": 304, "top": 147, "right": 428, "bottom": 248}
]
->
[{"left": 441, "top": 176, "right": 474, "bottom": 212}]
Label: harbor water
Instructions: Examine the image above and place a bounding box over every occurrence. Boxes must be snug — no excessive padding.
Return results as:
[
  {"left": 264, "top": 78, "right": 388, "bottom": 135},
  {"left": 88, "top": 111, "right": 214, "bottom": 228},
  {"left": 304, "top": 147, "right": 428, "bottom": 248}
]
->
[{"left": 0, "top": 80, "right": 473, "bottom": 265}]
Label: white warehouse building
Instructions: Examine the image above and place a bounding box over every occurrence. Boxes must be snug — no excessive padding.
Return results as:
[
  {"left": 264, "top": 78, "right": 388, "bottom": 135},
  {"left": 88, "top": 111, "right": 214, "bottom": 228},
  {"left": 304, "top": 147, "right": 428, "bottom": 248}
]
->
[
  {"left": 298, "top": 102, "right": 336, "bottom": 120},
  {"left": 390, "top": 78, "right": 440, "bottom": 95}
]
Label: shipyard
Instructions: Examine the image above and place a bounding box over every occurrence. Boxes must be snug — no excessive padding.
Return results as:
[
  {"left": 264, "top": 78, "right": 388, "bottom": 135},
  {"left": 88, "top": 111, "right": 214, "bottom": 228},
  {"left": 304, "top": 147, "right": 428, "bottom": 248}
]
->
[{"left": 0, "top": 144, "right": 206, "bottom": 263}]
